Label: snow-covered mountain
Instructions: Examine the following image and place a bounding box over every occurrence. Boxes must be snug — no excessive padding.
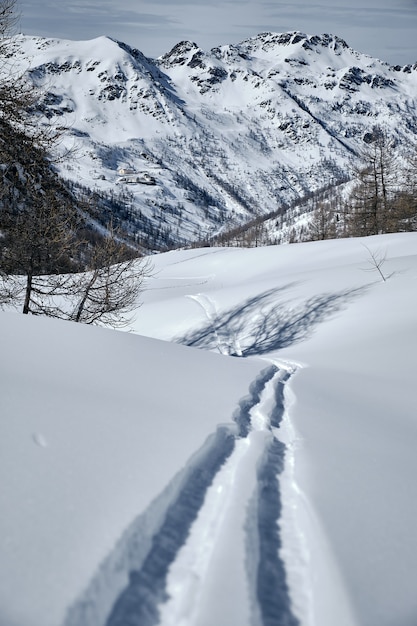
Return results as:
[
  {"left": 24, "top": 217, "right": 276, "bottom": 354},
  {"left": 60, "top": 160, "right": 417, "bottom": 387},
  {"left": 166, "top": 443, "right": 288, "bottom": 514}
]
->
[{"left": 10, "top": 31, "right": 417, "bottom": 248}]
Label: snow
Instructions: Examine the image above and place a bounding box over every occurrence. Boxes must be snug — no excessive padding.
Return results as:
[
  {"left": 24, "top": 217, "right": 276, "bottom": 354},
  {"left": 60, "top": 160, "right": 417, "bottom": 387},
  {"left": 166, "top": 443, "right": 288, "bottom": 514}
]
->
[
  {"left": 1, "top": 231, "right": 417, "bottom": 626},
  {"left": 6, "top": 33, "right": 417, "bottom": 250},
  {"left": 0, "top": 314, "right": 263, "bottom": 626}
]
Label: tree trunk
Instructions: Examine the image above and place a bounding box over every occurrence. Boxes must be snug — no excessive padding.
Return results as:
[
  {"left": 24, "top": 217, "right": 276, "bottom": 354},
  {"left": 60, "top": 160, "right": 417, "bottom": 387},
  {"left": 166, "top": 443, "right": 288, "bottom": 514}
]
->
[{"left": 22, "top": 270, "right": 33, "bottom": 314}]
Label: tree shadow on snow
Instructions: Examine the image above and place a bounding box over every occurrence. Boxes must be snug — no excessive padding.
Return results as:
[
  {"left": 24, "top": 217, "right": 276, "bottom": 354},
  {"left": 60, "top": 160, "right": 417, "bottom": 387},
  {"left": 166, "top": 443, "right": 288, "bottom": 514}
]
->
[{"left": 176, "top": 284, "right": 368, "bottom": 356}]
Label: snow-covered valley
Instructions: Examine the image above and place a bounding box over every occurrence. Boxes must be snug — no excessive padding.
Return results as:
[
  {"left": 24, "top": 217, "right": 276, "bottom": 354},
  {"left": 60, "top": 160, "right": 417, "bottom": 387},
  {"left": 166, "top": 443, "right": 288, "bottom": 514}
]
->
[{"left": 1, "top": 232, "right": 417, "bottom": 626}]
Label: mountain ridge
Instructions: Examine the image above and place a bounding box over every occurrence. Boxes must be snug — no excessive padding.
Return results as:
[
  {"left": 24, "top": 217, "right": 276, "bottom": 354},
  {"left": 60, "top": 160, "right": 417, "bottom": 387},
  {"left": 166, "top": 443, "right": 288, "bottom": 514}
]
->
[{"left": 7, "top": 31, "right": 417, "bottom": 249}]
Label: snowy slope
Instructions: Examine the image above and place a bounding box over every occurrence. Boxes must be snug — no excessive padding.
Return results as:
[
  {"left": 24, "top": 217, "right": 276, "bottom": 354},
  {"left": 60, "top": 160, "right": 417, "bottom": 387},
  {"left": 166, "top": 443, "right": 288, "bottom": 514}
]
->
[
  {"left": 1, "top": 232, "right": 417, "bottom": 626},
  {"left": 8, "top": 32, "right": 417, "bottom": 247},
  {"left": 133, "top": 232, "right": 417, "bottom": 626},
  {"left": 0, "top": 313, "right": 264, "bottom": 626}
]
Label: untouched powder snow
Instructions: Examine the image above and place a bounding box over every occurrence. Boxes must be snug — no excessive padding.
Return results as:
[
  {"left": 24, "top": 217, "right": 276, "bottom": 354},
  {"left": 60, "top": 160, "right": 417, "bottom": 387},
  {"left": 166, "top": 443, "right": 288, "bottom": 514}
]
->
[{"left": 1, "top": 232, "right": 417, "bottom": 626}]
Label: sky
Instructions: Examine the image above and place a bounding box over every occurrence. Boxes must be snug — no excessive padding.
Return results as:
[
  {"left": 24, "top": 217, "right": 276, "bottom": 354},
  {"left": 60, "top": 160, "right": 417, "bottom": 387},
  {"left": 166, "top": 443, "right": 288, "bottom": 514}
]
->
[{"left": 18, "top": 0, "right": 417, "bottom": 66}]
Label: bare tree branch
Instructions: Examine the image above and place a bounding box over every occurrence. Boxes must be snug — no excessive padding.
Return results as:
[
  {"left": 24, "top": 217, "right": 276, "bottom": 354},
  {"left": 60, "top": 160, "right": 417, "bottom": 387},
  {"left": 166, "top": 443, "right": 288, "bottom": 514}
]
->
[{"left": 361, "top": 244, "right": 392, "bottom": 282}]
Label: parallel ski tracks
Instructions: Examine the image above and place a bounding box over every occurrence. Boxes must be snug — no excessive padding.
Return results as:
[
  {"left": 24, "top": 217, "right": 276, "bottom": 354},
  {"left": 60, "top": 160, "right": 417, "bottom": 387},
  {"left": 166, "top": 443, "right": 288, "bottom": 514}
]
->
[
  {"left": 104, "top": 364, "right": 299, "bottom": 626},
  {"left": 65, "top": 290, "right": 299, "bottom": 626}
]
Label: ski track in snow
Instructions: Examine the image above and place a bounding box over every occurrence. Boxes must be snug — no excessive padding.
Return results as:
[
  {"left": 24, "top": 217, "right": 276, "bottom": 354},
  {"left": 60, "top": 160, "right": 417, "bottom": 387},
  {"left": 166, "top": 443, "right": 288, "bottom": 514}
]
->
[
  {"left": 64, "top": 358, "right": 300, "bottom": 626},
  {"left": 186, "top": 293, "right": 243, "bottom": 356},
  {"left": 146, "top": 276, "right": 214, "bottom": 291},
  {"left": 156, "top": 364, "right": 300, "bottom": 626}
]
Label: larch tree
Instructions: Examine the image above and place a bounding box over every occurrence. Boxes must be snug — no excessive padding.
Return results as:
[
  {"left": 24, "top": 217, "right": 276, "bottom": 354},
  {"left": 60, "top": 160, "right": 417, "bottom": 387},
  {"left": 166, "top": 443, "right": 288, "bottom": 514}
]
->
[
  {"left": 347, "top": 128, "right": 399, "bottom": 236},
  {"left": 0, "top": 0, "right": 151, "bottom": 325},
  {"left": 68, "top": 224, "right": 151, "bottom": 328}
]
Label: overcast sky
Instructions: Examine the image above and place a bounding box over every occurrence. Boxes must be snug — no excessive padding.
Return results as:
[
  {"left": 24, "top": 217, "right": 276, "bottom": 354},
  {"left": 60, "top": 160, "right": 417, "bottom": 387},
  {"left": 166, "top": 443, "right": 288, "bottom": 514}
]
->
[{"left": 18, "top": 0, "right": 417, "bottom": 65}]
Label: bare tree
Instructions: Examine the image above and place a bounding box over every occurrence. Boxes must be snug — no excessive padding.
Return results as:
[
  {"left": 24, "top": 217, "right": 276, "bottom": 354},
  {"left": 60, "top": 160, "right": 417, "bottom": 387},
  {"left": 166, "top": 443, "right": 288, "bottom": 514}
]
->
[
  {"left": 396, "top": 142, "right": 417, "bottom": 231},
  {"left": 0, "top": 133, "right": 149, "bottom": 323},
  {"left": 347, "top": 129, "right": 399, "bottom": 236},
  {"left": 0, "top": 268, "right": 20, "bottom": 308},
  {"left": 0, "top": 122, "right": 83, "bottom": 314},
  {"left": 308, "top": 200, "right": 337, "bottom": 241},
  {"left": 0, "top": 0, "right": 76, "bottom": 312},
  {"left": 361, "top": 244, "right": 392, "bottom": 282},
  {"left": 68, "top": 227, "right": 152, "bottom": 328},
  {"left": 0, "top": 1, "right": 150, "bottom": 325}
]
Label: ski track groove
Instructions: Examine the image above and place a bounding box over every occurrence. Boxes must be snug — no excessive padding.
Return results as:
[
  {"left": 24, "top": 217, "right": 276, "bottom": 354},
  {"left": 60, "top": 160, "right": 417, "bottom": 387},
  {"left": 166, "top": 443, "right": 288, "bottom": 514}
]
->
[
  {"left": 63, "top": 291, "right": 299, "bottom": 626},
  {"left": 186, "top": 293, "right": 242, "bottom": 356},
  {"left": 105, "top": 426, "right": 236, "bottom": 626},
  {"left": 100, "top": 360, "right": 298, "bottom": 626}
]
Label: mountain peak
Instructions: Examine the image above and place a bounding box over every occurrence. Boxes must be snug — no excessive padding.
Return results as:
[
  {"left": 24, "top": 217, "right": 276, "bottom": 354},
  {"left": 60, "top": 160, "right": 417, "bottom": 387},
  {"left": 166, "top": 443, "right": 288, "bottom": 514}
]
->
[
  {"left": 158, "top": 40, "right": 202, "bottom": 68},
  {"left": 237, "top": 31, "right": 350, "bottom": 56}
]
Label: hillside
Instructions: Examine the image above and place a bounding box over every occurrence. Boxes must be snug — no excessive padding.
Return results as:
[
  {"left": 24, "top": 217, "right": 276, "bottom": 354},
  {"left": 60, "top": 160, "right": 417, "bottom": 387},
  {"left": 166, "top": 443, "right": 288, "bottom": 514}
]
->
[
  {"left": 6, "top": 31, "right": 417, "bottom": 249},
  {"left": 1, "top": 232, "right": 417, "bottom": 626}
]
